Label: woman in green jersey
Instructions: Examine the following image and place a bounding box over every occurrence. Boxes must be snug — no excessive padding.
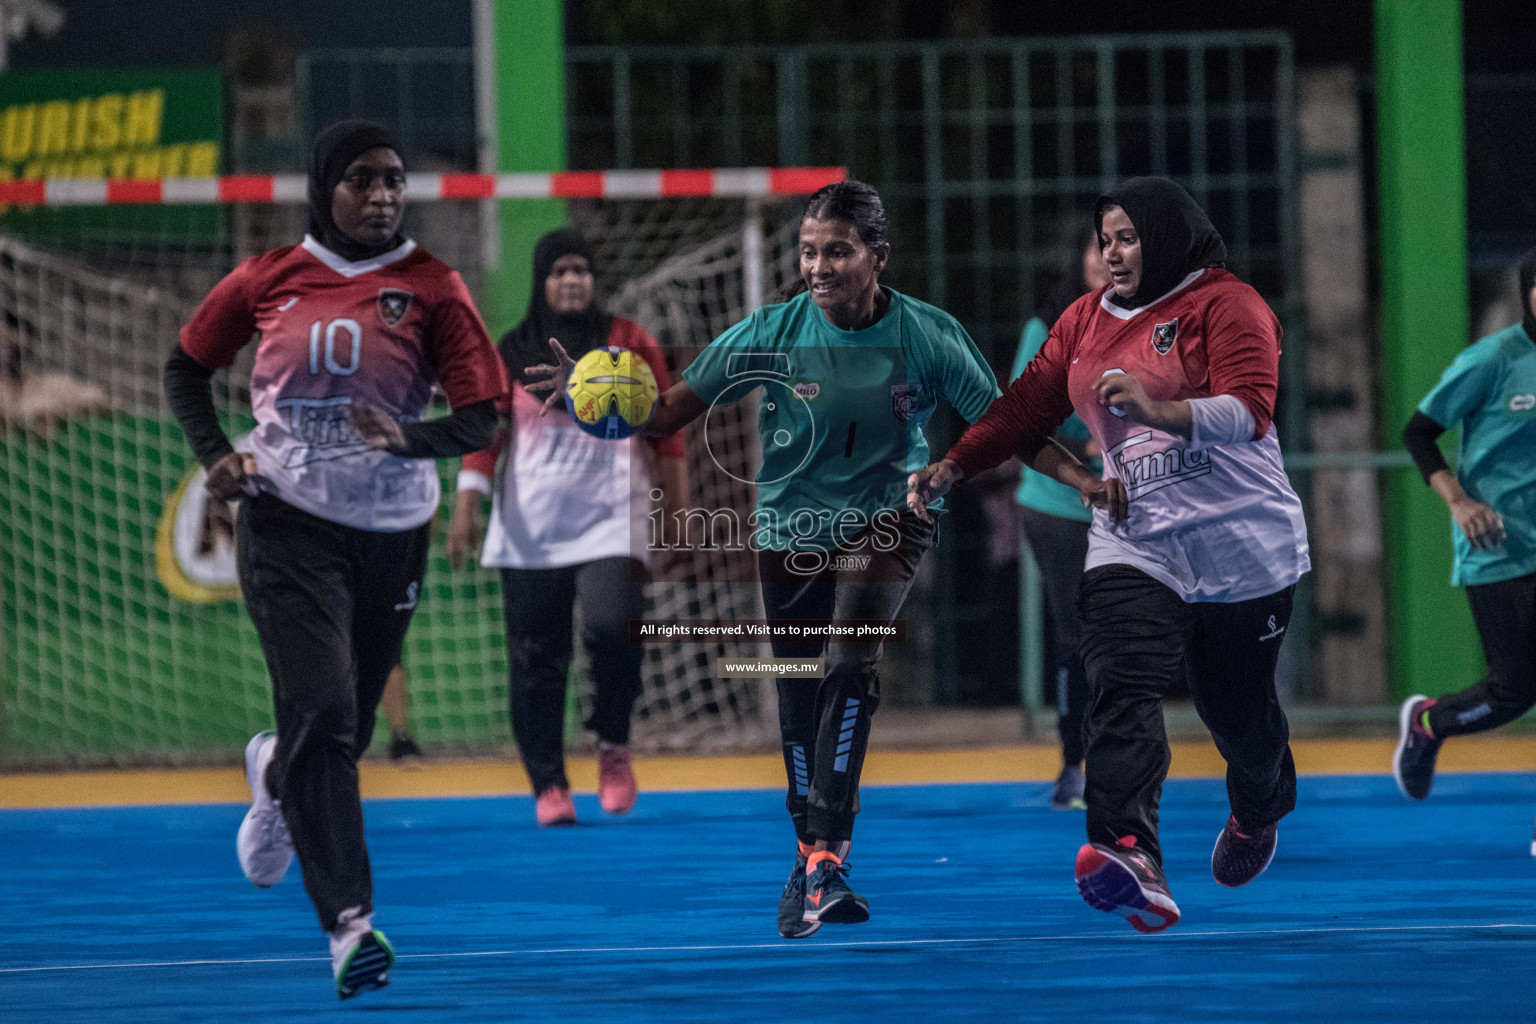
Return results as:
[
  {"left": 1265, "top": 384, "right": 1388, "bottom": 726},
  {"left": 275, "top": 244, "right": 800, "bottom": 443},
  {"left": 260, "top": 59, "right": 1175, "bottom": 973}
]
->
[
  {"left": 1393, "top": 246, "right": 1536, "bottom": 825},
  {"left": 527, "top": 180, "right": 1000, "bottom": 938}
]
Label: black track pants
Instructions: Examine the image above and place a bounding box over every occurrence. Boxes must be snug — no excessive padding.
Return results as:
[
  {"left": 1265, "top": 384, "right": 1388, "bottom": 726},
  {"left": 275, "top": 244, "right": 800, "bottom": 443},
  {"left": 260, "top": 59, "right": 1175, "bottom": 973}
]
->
[
  {"left": 1425, "top": 572, "right": 1536, "bottom": 738},
  {"left": 1020, "top": 506, "right": 1092, "bottom": 766},
  {"left": 1077, "top": 565, "right": 1297, "bottom": 867},
  {"left": 236, "top": 493, "right": 429, "bottom": 933},
  {"left": 500, "top": 557, "right": 646, "bottom": 796},
  {"left": 759, "top": 514, "right": 933, "bottom": 845}
]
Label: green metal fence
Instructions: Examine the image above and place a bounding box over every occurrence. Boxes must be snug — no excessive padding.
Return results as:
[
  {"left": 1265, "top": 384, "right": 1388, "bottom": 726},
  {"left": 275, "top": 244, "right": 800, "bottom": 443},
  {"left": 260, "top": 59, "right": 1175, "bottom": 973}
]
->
[
  {"left": 564, "top": 35, "right": 1301, "bottom": 358},
  {"left": 298, "top": 34, "right": 1301, "bottom": 357}
]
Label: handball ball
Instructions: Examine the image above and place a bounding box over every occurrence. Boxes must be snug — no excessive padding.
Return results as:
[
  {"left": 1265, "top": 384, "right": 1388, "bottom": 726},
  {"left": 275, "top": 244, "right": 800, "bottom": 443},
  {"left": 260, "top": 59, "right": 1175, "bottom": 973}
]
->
[{"left": 564, "top": 346, "right": 659, "bottom": 439}]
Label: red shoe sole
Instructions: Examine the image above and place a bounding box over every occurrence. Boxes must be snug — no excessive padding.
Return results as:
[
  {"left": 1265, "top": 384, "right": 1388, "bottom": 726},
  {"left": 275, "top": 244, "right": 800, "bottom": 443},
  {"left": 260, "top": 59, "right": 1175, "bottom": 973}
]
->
[{"left": 1074, "top": 844, "right": 1180, "bottom": 933}]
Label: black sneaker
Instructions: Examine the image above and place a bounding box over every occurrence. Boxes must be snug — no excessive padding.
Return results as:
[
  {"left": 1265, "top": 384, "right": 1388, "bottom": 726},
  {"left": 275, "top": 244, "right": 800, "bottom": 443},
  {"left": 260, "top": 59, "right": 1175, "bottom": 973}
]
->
[
  {"left": 335, "top": 929, "right": 394, "bottom": 1000},
  {"left": 802, "top": 853, "right": 869, "bottom": 925},
  {"left": 1051, "top": 765, "right": 1087, "bottom": 811},
  {"left": 1211, "top": 815, "right": 1278, "bottom": 888},
  {"left": 1393, "top": 695, "right": 1441, "bottom": 800},
  {"left": 389, "top": 732, "right": 424, "bottom": 761},
  {"left": 1074, "top": 837, "right": 1180, "bottom": 933},
  {"left": 777, "top": 851, "right": 820, "bottom": 939}
]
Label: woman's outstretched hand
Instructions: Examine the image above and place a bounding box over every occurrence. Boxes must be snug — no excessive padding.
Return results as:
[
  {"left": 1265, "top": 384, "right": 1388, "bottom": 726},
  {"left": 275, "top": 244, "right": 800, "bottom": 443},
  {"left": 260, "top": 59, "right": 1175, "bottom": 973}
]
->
[
  {"left": 522, "top": 338, "right": 576, "bottom": 416},
  {"left": 906, "top": 459, "right": 963, "bottom": 523}
]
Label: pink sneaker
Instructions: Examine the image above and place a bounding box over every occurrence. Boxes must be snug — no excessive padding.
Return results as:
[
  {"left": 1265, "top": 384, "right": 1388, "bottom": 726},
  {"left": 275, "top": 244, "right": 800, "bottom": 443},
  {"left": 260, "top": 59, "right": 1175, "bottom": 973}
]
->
[
  {"left": 535, "top": 786, "right": 577, "bottom": 827},
  {"left": 597, "top": 743, "right": 637, "bottom": 815}
]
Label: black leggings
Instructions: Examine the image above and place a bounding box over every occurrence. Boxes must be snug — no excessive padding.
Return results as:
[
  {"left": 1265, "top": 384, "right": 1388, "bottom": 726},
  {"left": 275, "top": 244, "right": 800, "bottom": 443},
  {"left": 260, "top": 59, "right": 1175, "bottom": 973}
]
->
[
  {"left": 1020, "top": 506, "right": 1092, "bottom": 766},
  {"left": 1078, "top": 565, "right": 1297, "bottom": 868},
  {"left": 236, "top": 494, "right": 429, "bottom": 933},
  {"left": 759, "top": 514, "right": 933, "bottom": 845},
  {"left": 501, "top": 558, "right": 646, "bottom": 796},
  {"left": 1425, "top": 571, "right": 1536, "bottom": 737}
]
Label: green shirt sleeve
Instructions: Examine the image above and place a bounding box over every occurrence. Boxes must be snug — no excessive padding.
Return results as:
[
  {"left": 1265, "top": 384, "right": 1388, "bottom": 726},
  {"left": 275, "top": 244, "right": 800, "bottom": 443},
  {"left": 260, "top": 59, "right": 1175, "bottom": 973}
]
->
[
  {"left": 932, "top": 317, "right": 1001, "bottom": 424},
  {"left": 1419, "top": 341, "right": 1500, "bottom": 428},
  {"left": 1010, "top": 317, "right": 1049, "bottom": 382},
  {"left": 1013, "top": 316, "right": 1089, "bottom": 441},
  {"left": 682, "top": 312, "right": 759, "bottom": 406}
]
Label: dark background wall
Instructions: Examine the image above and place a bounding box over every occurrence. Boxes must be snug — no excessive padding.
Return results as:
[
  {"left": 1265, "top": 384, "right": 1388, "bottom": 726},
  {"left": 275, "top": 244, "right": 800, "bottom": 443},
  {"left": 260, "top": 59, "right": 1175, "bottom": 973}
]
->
[{"left": 10, "top": 2, "right": 1530, "bottom": 72}]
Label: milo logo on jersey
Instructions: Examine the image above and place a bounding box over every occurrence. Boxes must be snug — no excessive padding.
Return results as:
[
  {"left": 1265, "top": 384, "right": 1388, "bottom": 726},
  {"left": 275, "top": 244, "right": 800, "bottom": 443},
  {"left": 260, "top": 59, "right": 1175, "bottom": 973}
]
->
[
  {"left": 1106, "top": 431, "right": 1212, "bottom": 500},
  {"left": 1508, "top": 392, "right": 1535, "bottom": 414}
]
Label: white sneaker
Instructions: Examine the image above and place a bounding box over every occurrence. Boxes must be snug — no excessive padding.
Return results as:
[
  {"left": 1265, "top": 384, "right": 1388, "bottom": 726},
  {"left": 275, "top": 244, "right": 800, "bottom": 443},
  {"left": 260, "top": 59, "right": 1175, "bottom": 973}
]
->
[
  {"left": 331, "top": 907, "right": 394, "bottom": 1000},
  {"left": 236, "top": 730, "right": 293, "bottom": 887}
]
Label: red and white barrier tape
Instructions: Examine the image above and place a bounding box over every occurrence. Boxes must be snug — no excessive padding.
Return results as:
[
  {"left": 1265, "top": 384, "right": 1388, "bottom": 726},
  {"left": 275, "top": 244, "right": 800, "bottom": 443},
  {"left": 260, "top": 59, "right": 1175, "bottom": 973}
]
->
[{"left": 0, "top": 167, "right": 847, "bottom": 206}]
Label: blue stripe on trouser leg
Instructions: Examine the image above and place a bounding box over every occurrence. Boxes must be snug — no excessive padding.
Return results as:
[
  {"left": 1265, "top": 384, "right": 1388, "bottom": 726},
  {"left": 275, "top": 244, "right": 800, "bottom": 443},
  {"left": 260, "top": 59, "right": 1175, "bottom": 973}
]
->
[
  {"left": 803, "top": 649, "right": 883, "bottom": 842},
  {"left": 791, "top": 745, "right": 810, "bottom": 795},
  {"left": 833, "top": 697, "right": 861, "bottom": 772}
]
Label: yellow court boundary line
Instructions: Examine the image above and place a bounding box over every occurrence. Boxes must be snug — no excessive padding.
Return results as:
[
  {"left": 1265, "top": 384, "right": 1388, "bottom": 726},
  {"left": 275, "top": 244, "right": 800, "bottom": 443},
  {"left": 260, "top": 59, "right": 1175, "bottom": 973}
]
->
[{"left": 4, "top": 735, "right": 1536, "bottom": 809}]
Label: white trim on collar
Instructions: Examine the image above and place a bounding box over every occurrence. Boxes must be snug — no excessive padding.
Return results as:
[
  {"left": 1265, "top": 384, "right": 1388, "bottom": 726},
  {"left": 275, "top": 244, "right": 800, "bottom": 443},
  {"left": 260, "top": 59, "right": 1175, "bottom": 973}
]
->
[
  {"left": 301, "top": 234, "right": 418, "bottom": 278},
  {"left": 1097, "top": 268, "right": 1206, "bottom": 320}
]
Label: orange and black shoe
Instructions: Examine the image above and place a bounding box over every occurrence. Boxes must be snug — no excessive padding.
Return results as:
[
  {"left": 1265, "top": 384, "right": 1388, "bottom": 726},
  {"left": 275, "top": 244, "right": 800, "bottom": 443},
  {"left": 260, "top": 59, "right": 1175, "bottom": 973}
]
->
[
  {"left": 777, "top": 843, "right": 819, "bottom": 939},
  {"left": 1074, "top": 836, "right": 1180, "bottom": 933},
  {"left": 802, "top": 850, "right": 869, "bottom": 926}
]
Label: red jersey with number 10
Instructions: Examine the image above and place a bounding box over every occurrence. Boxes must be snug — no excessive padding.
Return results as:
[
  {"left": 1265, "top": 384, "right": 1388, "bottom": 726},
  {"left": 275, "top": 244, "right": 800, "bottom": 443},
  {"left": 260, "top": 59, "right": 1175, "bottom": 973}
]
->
[{"left": 180, "top": 236, "right": 507, "bottom": 531}]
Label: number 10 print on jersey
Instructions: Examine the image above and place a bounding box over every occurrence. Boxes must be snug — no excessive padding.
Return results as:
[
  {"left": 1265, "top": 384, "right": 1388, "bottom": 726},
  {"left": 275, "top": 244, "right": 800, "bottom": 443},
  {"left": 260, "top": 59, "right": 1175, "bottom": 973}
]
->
[{"left": 178, "top": 235, "right": 506, "bottom": 531}]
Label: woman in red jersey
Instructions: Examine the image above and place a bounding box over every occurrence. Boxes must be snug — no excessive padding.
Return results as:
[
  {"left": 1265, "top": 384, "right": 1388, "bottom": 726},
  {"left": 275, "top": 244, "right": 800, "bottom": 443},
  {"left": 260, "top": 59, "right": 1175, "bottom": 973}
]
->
[
  {"left": 163, "top": 121, "right": 507, "bottom": 998},
  {"left": 445, "top": 227, "right": 689, "bottom": 827},
  {"left": 909, "top": 177, "right": 1310, "bottom": 933}
]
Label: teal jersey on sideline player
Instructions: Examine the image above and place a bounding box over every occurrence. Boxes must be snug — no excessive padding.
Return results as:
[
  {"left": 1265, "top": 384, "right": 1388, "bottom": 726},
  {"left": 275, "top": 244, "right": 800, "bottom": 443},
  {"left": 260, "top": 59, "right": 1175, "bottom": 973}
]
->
[
  {"left": 1010, "top": 316, "right": 1094, "bottom": 523},
  {"left": 683, "top": 288, "right": 999, "bottom": 550},
  {"left": 1417, "top": 323, "right": 1536, "bottom": 586}
]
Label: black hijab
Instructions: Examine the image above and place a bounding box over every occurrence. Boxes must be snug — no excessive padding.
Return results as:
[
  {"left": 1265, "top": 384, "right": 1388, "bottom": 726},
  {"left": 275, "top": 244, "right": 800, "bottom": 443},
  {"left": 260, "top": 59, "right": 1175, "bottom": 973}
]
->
[
  {"left": 1095, "top": 177, "right": 1227, "bottom": 309},
  {"left": 306, "top": 119, "right": 404, "bottom": 262},
  {"left": 499, "top": 228, "right": 612, "bottom": 383},
  {"left": 1518, "top": 246, "right": 1536, "bottom": 343}
]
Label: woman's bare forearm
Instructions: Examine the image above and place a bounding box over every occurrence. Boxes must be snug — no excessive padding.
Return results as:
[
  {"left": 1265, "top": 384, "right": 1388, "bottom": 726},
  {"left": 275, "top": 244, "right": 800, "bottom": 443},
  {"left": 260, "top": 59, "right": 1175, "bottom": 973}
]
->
[
  {"left": 1031, "top": 437, "right": 1100, "bottom": 492},
  {"left": 644, "top": 381, "right": 708, "bottom": 437}
]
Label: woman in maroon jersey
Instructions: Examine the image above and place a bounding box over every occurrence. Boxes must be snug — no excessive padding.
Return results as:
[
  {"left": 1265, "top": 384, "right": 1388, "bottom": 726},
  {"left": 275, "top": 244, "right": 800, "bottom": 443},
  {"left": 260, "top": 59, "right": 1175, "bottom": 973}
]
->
[
  {"left": 909, "top": 177, "right": 1309, "bottom": 933},
  {"left": 445, "top": 227, "right": 689, "bottom": 827},
  {"left": 163, "top": 120, "right": 507, "bottom": 998}
]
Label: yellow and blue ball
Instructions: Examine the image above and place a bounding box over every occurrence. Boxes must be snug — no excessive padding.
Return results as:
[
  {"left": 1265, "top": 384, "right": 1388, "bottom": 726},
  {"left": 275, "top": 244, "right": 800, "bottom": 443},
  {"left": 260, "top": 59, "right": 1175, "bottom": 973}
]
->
[{"left": 565, "top": 346, "right": 659, "bottom": 439}]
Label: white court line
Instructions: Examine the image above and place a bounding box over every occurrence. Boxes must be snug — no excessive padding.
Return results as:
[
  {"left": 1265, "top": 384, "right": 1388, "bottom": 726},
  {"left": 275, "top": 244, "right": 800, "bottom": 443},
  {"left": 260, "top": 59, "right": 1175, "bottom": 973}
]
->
[{"left": 3, "top": 923, "right": 1534, "bottom": 975}]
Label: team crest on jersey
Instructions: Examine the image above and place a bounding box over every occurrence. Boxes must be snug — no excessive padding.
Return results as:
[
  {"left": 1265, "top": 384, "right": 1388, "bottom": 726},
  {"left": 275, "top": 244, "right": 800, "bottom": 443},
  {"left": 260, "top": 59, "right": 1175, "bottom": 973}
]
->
[
  {"left": 1151, "top": 317, "right": 1179, "bottom": 355},
  {"left": 378, "top": 289, "right": 412, "bottom": 327},
  {"left": 891, "top": 383, "right": 922, "bottom": 422}
]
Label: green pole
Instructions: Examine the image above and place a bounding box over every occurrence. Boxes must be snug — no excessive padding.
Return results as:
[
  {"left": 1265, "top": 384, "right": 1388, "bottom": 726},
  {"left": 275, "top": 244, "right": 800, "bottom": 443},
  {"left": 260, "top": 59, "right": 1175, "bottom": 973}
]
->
[
  {"left": 479, "top": 0, "right": 567, "bottom": 334},
  {"left": 1375, "top": 0, "right": 1482, "bottom": 700},
  {"left": 1018, "top": 532, "right": 1043, "bottom": 733}
]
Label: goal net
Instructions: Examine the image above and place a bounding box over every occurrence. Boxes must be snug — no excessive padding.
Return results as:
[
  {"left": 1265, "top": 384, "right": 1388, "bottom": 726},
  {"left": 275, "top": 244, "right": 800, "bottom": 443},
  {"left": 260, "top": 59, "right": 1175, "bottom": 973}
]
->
[{"left": 0, "top": 182, "right": 812, "bottom": 767}]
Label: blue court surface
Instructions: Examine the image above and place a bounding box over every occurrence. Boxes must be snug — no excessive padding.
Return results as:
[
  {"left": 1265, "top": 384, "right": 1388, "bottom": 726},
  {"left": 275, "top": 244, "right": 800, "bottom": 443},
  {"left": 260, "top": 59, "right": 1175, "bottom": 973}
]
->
[{"left": 5, "top": 773, "right": 1536, "bottom": 1022}]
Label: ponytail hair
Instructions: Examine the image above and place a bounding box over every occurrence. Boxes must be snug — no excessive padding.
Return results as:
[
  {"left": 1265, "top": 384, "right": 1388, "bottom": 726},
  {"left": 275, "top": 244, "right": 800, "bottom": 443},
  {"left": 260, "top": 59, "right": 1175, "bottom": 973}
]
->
[{"left": 777, "top": 179, "right": 891, "bottom": 302}]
